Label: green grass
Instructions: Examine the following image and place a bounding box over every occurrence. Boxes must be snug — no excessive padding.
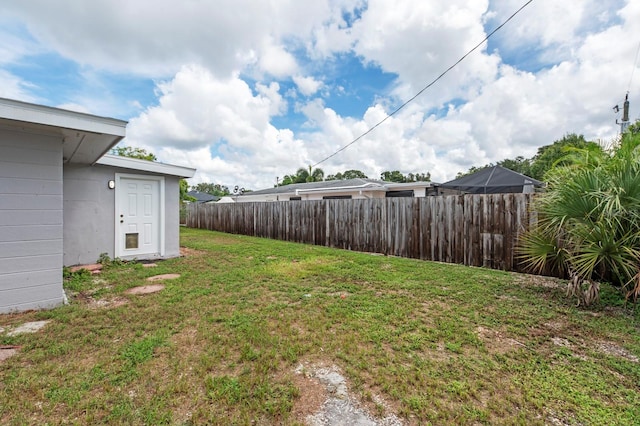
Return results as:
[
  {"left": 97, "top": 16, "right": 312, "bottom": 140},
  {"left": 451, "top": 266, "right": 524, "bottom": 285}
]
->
[{"left": 1, "top": 227, "right": 639, "bottom": 425}]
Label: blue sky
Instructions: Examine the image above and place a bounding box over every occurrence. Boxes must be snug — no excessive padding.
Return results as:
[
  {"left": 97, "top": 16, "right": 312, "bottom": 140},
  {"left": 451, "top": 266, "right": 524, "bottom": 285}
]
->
[{"left": 1, "top": 0, "right": 638, "bottom": 189}]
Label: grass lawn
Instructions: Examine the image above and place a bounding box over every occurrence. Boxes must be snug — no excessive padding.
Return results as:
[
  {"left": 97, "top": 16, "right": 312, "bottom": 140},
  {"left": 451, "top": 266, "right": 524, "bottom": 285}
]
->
[{"left": 1, "top": 227, "right": 639, "bottom": 425}]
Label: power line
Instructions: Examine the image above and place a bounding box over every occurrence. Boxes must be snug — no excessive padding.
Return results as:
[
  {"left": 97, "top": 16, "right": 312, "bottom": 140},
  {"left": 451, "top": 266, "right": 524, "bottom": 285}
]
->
[{"left": 311, "top": 0, "right": 536, "bottom": 168}]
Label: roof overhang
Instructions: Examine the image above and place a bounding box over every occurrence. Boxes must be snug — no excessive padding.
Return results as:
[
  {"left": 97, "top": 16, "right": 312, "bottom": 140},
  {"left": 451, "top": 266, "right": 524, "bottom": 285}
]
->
[
  {"left": 0, "top": 97, "right": 127, "bottom": 164},
  {"left": 96, "top": 154, "right": 196, "bottom": 178},
  {"left": 295, "top": 182, "right": 386, "bottom": 195},
  {"left": 383, "top": 182, "right": 436, "bottom": 190}
]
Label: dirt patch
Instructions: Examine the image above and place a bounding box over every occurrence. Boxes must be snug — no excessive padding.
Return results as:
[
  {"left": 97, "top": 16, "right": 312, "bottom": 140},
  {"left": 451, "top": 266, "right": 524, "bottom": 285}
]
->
[
  {"left": 146, "top": 274, "right": 180, "bottom": 281},
  {"left": 293, "top": 362, "right": 403, "bottom": 426},
  {"left": 7, "top": 320, "right": 50, "bottom": 337},
  {"left": 124, "top": 284, "right": 165, "bottom": 295},
  {"left": 476, "top": 326, "right": 527, "bottom": 354},
  {"left": 596, "top": 341, "right": 639, "bottom": 362},
  {"left": 87, "top": 297, "right": 129, "bottom": 309},
  {"left": 180, "top": 246, "right": 206, "bottom": 257},
  {"left": 69, "top": 263, "right": 103, "bottom": 273},
  {"left": 513, "top": 273, "right": 565, "bottom": 290},
  {"left": 551, "top": 337, "right": 572, "bottom": 348},
  {"left": 292, "top": 366, "right": 329, "bottom": 420}
]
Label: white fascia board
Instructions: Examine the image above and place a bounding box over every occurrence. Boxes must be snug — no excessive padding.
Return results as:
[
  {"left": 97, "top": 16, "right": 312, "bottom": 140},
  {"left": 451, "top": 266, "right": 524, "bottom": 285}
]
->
[
  {"left": 0, "top": 97, "right": 127, "bottom": 136},
  {"left": 296, "top": 183, "right": 386, "bottom": 195},
  {"left": 96, "top": 154, "right": 196, "bottom": 178},
  {"left": 383, "top": 182, "right": 436, "bottom": 190}
]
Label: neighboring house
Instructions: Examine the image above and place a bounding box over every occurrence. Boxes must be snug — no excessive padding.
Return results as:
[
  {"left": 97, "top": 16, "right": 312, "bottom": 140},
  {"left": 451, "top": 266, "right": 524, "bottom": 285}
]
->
[
  {"left": 217, "top": 196, "right": 236, "bottom": 203},
  {"left": 0, "top": 98, "right": 195, "bottom": 313},
  {"left": 187, "top": 190, "right": 220, "bottom": 203},
  {"left": 440, "top": 165, "right": 544, "bottom": 194},
  {"left": 235, "top": 178, "right": 445, "bottom": 202}
]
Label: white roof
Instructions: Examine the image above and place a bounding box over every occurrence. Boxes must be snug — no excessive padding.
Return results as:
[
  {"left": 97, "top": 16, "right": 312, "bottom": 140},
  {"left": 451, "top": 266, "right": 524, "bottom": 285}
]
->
[
  {"left": 96, "top": 154, "right": 196, "bottom": 178},
  {"left": 0, "top": 97, "right": 127, "bottom": 164}
]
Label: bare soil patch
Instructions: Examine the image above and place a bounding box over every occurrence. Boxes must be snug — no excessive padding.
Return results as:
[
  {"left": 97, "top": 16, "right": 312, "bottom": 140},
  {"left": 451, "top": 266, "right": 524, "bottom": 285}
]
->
[
  {"left": 124, "top": 284, "right": 165, "bottom": 295},
  {"left": 476, "top": 326, "right": 526, "bottom": 354},
  {"left": 146, "top": 274, "right": 180, "bottom": 281},
  {"left": 596, "top": 341, "right": 639, "bottom": 362},
  {"left": 180, "top": 246, "right": 206, "bottom": 257},
  {"left": 68, "top": 263, "right": 103, "bottom": 273},
  {"left": 513, "top": 273, "right": 565, "bottom": 290},
  {"left": 293, "top": 361, "right": 403, "bottom": 426},
  {"left": 87, "top": 297, "right": 129, "bottom": 309},
  {"left": 6, "top": 320, "right": 50, "bottom": 337}
]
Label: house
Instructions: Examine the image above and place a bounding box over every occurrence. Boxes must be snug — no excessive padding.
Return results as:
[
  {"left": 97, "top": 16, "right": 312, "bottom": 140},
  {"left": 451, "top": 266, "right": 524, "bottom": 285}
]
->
[
  {"left": 0, "top": 98, "right": 195, "bottom": 313},
  {"left": 235, "top": 178, "right": 444, "bottom": 202},
  {"left": 186, "top": 190, "right": 220, "bottom": 203},
  {"left": 440, "top": 165, "right": 543, "bottom": 194}
]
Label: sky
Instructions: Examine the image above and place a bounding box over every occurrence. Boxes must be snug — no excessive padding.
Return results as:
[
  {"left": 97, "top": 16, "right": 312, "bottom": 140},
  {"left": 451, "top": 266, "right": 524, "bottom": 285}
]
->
[{"left": 1, "top": 0, "right": 639, "bottom": 190}]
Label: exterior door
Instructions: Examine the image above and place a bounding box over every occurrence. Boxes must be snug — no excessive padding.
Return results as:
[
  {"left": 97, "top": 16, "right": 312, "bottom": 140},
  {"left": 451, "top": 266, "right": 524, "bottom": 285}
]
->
[{"left": 116, "top": 176, "right": 162, "bottom": 258}]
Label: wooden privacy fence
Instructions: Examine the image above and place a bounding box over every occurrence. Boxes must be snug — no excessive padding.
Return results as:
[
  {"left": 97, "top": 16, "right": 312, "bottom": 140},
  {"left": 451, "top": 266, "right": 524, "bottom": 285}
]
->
[{"left": 186, "top": 194, "right": 535, "bottom": 272}]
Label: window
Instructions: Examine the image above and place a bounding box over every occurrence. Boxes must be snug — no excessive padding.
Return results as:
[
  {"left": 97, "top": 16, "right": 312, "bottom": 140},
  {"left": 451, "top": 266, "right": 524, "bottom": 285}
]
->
[
  {"left": 322, "top": 195, "right": 352, "bottom": 200},
  {"left": 386, "top": 190, "right": 414, "bottom": 198},
  {"left": 125, "top": 233, "right": 139, "bottom": 249}
]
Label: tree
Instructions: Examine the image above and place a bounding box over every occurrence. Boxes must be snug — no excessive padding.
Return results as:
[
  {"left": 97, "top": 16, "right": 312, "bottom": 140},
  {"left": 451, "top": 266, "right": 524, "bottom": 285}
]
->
[
  {"left": 380, "top": 171, "right": 430, "bottom": 183},
  {"left": 497, "top": 156, "right": 532, "bottom": 177},
  {"left": 456, "top": 165, "right": 488, "bottom": 179},
  {"left": 111, "top": 146, "right": 157, "bottom": 161},
  {"left": 325, "top": 169, "right": 368, "bottom": 180},
  {"left": 192, "top": 182, "right": 230, "bottom": 197},
  {"left": 518, "top": 127, "right": 640, "bottom": 306},
  {"left": 405, "top": 172, "right": 431, "bottom": 182},
  {"left": 528, "top": 133, "right": 599, "bottom": 181},
  {"left": 180, "top": 179, "right": 196, "bottom": 202},
  {"left": 279, "top": 166, "right": 325, "bottom": 186},
  {"left": 380, "top": 170, "right": 406, "bottom": 182},
  {"left": 455, "top": 135, "right": 599, "bottom": 181}
]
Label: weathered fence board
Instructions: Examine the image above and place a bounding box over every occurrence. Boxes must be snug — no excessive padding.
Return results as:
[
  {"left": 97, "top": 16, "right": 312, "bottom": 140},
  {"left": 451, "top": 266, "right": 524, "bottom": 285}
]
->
[{"left": 186, "top": 194, "right": 534, "bottom": 272}]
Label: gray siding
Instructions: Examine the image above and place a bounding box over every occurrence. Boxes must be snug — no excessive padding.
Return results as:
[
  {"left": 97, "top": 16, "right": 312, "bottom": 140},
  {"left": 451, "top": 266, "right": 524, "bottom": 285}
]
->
[
  {"left": 63, "top": 164, "right": 116, "bottom": 266},
  {"left": 0, "top": 128, "right": 65, "bottom": 313},
  {"left": 63, "top": 164, "right": 182, "bottom": 265},
  {"left": 164, "top": 177, "right": 181, "bottom": 258}
]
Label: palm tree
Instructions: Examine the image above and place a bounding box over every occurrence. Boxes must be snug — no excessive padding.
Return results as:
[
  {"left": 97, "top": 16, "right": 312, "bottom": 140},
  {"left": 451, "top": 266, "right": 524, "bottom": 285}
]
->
[
  {"left": 294, "top": 166, "right": 324, "bottom": 183},
  {"left": 518, "top": 129, "right": 640, "bottom": 305},
  {"left": 278, "top": 166, "right": 325, "bottom": 186}
]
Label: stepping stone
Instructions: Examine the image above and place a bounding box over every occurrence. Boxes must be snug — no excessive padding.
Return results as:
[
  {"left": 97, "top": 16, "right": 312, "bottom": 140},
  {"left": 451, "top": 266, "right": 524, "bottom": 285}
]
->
[
  {"left": 146, "top": 274, "right": 180, "bottom": 281},
  {"left": 124, "top": 284, "right": 165, "bottom": 295},
  {"left": 142, "top": 263, "right": 158, "bottom": 268},
  {"left": 0, "top": 346, "right": 20, "bottom": 362},
  {"left": 7, "top": 320, "right": 50, "bottom": 337}
]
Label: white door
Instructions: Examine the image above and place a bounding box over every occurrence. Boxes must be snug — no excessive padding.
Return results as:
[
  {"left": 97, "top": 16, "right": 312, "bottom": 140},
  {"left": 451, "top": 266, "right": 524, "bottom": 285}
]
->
[{"left": 116, "top": 176, "right": 161, "bottom": 258}]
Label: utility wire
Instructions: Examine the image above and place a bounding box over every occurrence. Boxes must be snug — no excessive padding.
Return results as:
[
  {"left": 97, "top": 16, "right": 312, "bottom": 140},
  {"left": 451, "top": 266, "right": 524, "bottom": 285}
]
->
[{"left": 311, "top": 0, "right": 535, "bottom": 168}]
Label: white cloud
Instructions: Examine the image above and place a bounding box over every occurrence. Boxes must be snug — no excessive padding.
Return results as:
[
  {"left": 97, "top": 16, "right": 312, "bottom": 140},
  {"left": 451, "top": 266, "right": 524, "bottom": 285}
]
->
[
  {"left": 125, "top": 65, "right": 308, "bottom": 188},
  {"left": 1, "top": 0, "right": 349, "bottom": 79},
  {"left": 0, "top": 70, "right": 39, "bottom": 102},
  {"left": 3, "top": 0, "right": 640, "bottom": 189},
  {"left": 293, "top": 75, "right": 323, "bottom": 96},
  {"left": 258, "top": 41, "right": 299, "bottom": 78}
]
